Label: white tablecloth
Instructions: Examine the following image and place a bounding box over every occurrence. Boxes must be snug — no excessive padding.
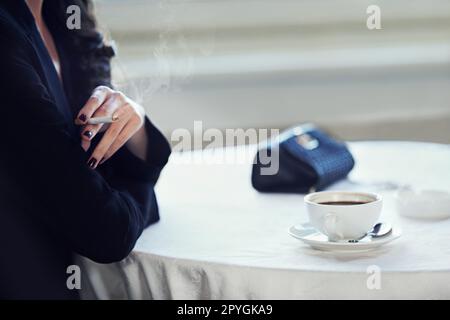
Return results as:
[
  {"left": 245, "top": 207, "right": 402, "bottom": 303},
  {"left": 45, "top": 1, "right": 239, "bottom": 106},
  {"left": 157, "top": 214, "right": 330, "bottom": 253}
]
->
[{"left": 80, "top": 141, "right": 450, "bottom": 299}]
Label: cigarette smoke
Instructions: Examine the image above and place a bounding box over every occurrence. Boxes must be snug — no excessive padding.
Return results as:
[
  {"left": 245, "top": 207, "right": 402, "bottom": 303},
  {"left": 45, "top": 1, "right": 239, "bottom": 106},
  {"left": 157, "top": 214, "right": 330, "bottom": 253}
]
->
[{"left": 111, "top": 0, "right": 216, "bottom": 109}]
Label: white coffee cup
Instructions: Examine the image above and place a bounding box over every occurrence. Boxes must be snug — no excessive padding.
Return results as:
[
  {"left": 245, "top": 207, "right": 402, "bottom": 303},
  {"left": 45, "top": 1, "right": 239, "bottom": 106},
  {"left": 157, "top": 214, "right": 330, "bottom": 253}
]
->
[{"left": 304, "top": 191, "right": 382, "bottom": 241}]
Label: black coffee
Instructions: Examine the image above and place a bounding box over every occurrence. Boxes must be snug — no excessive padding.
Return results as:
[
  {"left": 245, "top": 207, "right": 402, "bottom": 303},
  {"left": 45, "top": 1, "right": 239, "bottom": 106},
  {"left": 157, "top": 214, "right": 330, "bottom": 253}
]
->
[{"left": 318, "top": 201, "right": 369, "bottom": 206}]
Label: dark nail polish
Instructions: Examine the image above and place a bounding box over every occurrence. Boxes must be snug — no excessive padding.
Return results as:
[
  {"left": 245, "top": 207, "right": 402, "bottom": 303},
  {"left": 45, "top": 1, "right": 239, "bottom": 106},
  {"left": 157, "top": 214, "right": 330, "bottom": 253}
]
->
[
  {"left": 83, "top": 131, "right": 93, "bottom": 139},
  {"left": 78, "top": 114, "right": 87, "bottom": 122},
  {"left": 87, "top": 158, "right": 97, "bottom": 168}
]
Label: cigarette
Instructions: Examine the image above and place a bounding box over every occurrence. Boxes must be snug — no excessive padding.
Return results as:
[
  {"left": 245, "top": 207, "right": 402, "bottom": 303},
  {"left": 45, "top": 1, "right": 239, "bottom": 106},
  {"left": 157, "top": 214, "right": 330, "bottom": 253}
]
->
[{"left": 87, "top": 115, "right": 119, "bottom": 125}]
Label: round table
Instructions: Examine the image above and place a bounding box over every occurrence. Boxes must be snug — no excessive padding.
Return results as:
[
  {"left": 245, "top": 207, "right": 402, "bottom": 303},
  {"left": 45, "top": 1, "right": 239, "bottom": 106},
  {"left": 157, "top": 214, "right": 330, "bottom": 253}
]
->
[{"left": 80, "top": 141, "right": 450, "bottom": 299}]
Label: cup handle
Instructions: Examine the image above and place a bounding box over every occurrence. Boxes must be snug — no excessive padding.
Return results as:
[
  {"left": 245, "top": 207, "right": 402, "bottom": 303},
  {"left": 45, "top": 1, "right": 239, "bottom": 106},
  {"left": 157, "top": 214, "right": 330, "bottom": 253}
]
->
[{"left": 324, "top": 213, "right": 340, "bottom": 241}]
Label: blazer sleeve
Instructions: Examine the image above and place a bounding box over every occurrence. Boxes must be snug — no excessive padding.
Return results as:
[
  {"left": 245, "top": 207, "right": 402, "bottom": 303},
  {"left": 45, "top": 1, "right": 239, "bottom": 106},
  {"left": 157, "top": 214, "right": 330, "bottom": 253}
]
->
[
  {"left": 0, "top": 31, "right": 170, "bottom": 264},
  {"left": 92, "top": 117, "right": 171, "bottom": 226}
]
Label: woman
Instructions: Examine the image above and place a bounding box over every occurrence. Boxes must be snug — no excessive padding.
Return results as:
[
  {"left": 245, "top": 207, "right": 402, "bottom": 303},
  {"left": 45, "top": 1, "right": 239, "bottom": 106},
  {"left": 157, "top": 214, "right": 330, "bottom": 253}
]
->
[{"left": 0, "top": 0, "right": 171, "bottom": 299}]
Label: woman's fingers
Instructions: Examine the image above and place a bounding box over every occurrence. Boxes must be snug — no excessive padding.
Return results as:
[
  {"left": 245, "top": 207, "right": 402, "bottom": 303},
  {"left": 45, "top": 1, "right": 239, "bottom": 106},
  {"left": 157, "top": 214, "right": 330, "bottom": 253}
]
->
[
  {"left": 87, "top": 119, "right": 129, "bottom": 169},
  {"left": 81, "top": 123, "right": 103, "bottom": 141},
  {"left": 80, "top": 92, "right": 124, "bottom": 142},
  {"left": 110, "top": 100, "right": 132, "bottom": 123},
  {"left": 81, "top": 139, "right": 91, "bottom": 152},
  {"left": 75, "top": 86, "right": 110, "bottom": 125},
  {"left": 101, "top": 116, "right": 142, "bottom": 164},
  {"left": 75, "top": 86, "right": 146, "bottom": 167}
]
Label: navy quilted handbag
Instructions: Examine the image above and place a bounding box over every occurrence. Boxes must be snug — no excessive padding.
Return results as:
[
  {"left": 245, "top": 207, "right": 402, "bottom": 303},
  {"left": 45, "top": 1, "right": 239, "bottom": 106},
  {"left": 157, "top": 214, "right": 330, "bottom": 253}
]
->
[{"left": 251, "top": 124, "right": 355, "bottom": 193}]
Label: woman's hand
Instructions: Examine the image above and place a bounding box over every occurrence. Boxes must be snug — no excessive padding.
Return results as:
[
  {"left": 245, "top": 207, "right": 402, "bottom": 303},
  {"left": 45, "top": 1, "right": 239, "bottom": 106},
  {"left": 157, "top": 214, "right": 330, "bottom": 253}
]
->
[{"left": 75, "top": 86, "right": 146, "bottom": 169}]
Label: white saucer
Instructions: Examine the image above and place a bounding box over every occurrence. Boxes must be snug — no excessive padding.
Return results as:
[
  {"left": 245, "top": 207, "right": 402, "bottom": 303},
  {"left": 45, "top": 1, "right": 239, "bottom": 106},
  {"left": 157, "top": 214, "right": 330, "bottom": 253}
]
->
[{"left": 289, "top": 223, "right": 401, "bottom": 252}]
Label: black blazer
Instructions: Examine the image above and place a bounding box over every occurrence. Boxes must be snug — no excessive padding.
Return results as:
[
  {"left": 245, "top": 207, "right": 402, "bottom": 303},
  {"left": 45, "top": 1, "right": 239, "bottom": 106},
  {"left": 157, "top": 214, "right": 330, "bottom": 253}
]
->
[{"left": 0, "top": 1, "right": 171, "bottom": 299}]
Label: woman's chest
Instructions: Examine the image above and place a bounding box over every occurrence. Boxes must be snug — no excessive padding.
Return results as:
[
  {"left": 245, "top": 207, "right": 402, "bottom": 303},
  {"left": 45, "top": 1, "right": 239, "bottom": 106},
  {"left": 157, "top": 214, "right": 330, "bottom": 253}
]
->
[{"left": 36, "top": 20, "right": 62, "bottom": 80}]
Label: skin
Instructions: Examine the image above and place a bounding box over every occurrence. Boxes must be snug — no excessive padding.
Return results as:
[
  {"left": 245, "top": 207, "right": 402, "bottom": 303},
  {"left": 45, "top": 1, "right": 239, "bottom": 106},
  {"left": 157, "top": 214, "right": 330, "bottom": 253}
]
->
[{"left": 25, "top": 0, "right": 149, "bottom": 168}]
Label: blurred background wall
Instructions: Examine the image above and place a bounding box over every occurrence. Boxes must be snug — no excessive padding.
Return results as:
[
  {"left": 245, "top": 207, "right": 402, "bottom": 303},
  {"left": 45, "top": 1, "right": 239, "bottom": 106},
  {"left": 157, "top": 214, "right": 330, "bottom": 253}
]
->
[{"left": 94, "top": 0, "right": 450, "bottom": 145}]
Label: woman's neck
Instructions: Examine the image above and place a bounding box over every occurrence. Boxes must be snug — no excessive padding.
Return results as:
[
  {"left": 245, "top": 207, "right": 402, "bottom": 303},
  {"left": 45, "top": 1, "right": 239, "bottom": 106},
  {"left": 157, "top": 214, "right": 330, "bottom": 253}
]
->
[{"left": 25, "top": 0, "right": 44, "bottom": 25}]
